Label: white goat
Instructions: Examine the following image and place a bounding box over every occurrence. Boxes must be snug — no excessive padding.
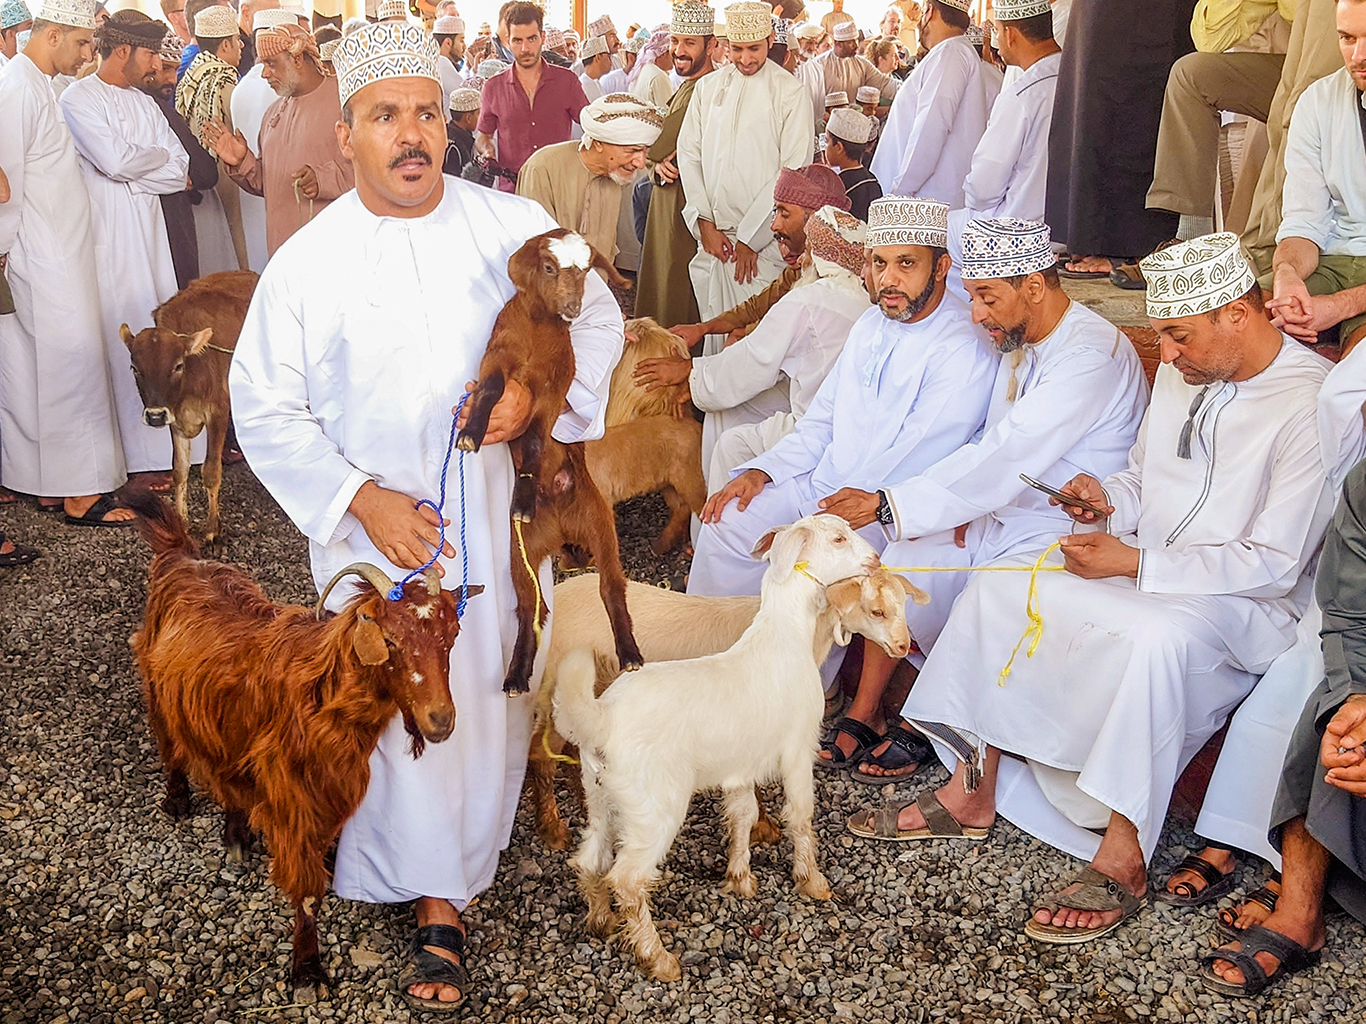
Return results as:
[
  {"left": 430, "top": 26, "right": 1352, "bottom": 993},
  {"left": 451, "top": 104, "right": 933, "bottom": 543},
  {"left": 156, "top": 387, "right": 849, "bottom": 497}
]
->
[
  {"left": 553, "top": 514, "right": 882, "bottom": 981},
  {"left": 528, "top": 568, "right": 927, "bottom": 850}
]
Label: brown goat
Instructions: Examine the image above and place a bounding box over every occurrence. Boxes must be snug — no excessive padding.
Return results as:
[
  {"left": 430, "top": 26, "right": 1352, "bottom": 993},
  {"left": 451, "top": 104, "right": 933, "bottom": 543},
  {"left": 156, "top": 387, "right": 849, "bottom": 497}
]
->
[
  {"left": 129, "top": 493, "right": 481, "bottom": 990},
  {"left": 456, "top": 229, "right": 642, "bottom": 693},
  {"left": 120, "top": 270, "right": 258, "bottom": 547},
  {"left": 584, "top": 415, "right": 705, "bottom": 555},
  {"left": 605, "top": 317, "right": 693, "bottom": 427}
]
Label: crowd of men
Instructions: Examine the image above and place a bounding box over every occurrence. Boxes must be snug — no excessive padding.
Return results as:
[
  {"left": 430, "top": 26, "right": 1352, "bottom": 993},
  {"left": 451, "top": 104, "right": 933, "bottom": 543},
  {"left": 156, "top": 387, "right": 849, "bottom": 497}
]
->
[{"left": 3, "top": 0, "right": 1366, "bottom": 1011}]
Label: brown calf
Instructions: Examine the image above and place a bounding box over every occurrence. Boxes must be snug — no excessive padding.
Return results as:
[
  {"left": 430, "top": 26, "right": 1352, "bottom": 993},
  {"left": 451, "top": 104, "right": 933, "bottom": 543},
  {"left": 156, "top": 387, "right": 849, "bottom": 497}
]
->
[{"left": 121, "top": 270, "right": 257, "bottom": 545}]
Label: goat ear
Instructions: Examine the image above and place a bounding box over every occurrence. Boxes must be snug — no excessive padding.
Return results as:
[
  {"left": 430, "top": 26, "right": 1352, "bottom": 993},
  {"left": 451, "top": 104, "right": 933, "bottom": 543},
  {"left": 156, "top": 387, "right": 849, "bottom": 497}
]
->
[
  {"left": 590, "top": 246, "right": 630, "bottom": 289},
  {"left": 119, "top": 324, "right": 136, "bottom": 348},
  {"left": 185, "top": 328, "right": 213, "bottom": 355},
  {"left": 894, "top": 573, "right": 932, "bottom": 606},
  {"left": 762, "top": 522, "right": 812, "bottom": 583},
  {"left": 507, "top": 243, "right": 538, "bottom": 293},
  {"left": 824, "top": 580, "right": 859, "bottom": 645},
  {"left": 750, "top": 527, "right": 780, "bottom": 561},
  {"left": 352, "top": 613, "right": 389, "bottom": 666},
  {"left": 458, "top": 584, "right": 485, "bottom": 606}
]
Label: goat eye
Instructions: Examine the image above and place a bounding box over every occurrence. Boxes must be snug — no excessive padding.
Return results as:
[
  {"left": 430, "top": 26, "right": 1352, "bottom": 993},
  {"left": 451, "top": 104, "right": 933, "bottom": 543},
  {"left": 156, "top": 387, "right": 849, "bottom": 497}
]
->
[
  {"left": 173, "top": 362, "right": 184, "bottom": 373},
  {"left": 872, "top": 609, "right": 885, "bottom": 618},
  {"left": 834, "top": 535, "right": 846, "bottom": 543}
]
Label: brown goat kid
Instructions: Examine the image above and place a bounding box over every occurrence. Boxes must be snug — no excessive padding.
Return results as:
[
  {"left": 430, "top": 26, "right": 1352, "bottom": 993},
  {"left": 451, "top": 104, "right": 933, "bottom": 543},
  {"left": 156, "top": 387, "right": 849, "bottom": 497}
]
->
[
  {"left": 456, "top": 229, "right": 642, "bottom": 693},
  {"left": 130, "top": 494, "right": 481, "bottom": 990},
  {"left": 584, "top": 416, "right": 705, "bottom": 556},
  {"left": 121, "top": 270, "right": 258, "bottom": 547}
]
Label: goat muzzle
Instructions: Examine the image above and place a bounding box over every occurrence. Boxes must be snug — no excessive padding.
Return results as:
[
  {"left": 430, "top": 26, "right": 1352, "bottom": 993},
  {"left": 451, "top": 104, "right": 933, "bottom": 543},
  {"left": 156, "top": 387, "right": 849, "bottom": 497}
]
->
[
  {"left": 144, "top": 408, "right": 170, "bottom": 428},
  {"left": 314, "top": 562, "right": 397, "bottom": 618}
]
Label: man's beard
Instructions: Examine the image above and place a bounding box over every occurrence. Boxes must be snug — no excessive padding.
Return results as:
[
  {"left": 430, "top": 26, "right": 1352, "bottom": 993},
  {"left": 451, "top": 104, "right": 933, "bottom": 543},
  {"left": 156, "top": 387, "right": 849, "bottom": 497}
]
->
[
  {"left": 878, "top": 271, "right": 938, "bottom": 322},
  {"left": 609, "top": 166, "right": 636, "bottom": 185},
  {"left": 674, "top": 54, "right": 695, "bottom": 76},
  {"left": 986, "top": 321, "right": 1029, "bottom": 353}
]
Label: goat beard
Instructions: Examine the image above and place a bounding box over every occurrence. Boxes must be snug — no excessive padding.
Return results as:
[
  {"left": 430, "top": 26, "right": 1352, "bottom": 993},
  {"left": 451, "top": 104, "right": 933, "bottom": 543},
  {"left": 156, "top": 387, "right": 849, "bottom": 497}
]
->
[
  {"left": 877, "top": 271, "right": 938, "bottom": 323},
  {"left": 400, "top": 708, "right": 428, "bottom": 759}
]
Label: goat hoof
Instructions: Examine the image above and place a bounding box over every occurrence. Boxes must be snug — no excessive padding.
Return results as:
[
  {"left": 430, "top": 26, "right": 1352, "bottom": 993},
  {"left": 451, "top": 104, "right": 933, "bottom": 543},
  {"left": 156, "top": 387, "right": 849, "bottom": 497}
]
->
[
  {"left": 797, "top": 873, "right": 833, "bottom": 901},
  {"left": 455, "top": 433, "right": 480, "bottom": 454},
  {"left": 538, "top": 821, "right": 572, "bottom": 851},
  {"left": 291, "top": 959, "right": 330, "bottom": 996},
  {"left": 647, "top": 952, "right": 682, "bottom": 982},
  {"left": 162, "top": 793, "right": 191, "bottom": 820},
  {"left": 723, "top": 872, "right": 758, "bottom": 899},
  {"left": 584, "top": 908, "right": 618, "bottom": 938},
  {"left": 618, "top": 655, "right": 643, "bottom": 673},
  {"left": 502, "top": 678, "right": 531, "bottom": 696}
]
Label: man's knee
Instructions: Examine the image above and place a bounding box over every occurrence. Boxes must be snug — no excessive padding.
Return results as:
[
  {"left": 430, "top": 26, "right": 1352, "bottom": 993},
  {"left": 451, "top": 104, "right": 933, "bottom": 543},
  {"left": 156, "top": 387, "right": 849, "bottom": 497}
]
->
[{"left": 1167, "top": 52, "right": 1236, "bottom": 109}]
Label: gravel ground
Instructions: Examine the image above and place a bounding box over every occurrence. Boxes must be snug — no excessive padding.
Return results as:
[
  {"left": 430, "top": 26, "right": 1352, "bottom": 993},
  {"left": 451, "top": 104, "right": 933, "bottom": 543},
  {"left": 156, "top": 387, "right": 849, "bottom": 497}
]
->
[{"left": 1, "top": 463, "right": 1363, "bottom": 1024}]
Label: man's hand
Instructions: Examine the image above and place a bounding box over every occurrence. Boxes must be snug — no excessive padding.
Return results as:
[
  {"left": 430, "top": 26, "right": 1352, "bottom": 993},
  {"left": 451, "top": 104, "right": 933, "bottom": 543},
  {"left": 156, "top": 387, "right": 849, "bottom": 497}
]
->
[
  {"left": 733, "top": 241, "right": 759, "bottom": 285},
  {"left": 722, "top": 327, "right": 747, "bottom": 348},
  {"left": 953, "top": 522, "right": 970, "bottom": 548},
  {"left": 202, "top": 119, "right": 249, "bottom": 167},
  {"left": 349, "top": 481, "right": 455, "bottom": 572},
  {"left": 818, "top": 487, "right": 880, "bottom": 530},
  {"left": 1269, "top": 291, "right": 1344, "bottom": 344},
  {"left": 1058, "top": 532, "right": 1140, "bottom": 579},
  {"left": 455, "top": 378, "right": 533, "bottom": 446},
  {"left": 293, "top": 164, "right": 320, "bottom": 200},
  {"left": 633, "top": 355, "right": 692, "bottom": 392},
  {"left": 1050, "top": 473, "right": 1114, "bottom": 524},
  {"left": 699, "top": 220, "right": 734, "bottom": 263},
  {"left": 1322, "top": 694, "right": 1366, "bottom": 794},
  {"left": 655, "top": 153, "right": 679, "bottom": 185},
  {"left": 669, "top": 322, "right": 708, "bottom": 349},
  {"left": 700, "top": 468, "right": 771, "bottom": 523},
  {"left": 474, "top": 132, "right": 495, "bottom": 162}
]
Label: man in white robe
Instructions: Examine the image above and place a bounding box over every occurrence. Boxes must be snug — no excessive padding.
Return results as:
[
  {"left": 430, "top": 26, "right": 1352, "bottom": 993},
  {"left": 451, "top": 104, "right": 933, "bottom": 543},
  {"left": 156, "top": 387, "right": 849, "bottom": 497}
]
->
[
  {"left": 860, "top": 235, "right": 1335, "bottom": 947},
  {"left": 831, "top": 219, "right": 1148, "bottom": 773},
  {"left": 676, "top": 3, "right": 813, "bottom": 356},
  {"left": 433, "top": 14, "right": 465, "bottom": 114},
  {"left": 61, "top": 10, "right": 195, "bottom": 482},
  {"left": 0, "top": 1, "right": 127, "bottom": 520},
  {"left": 799, "top": 19, "right": 898, "bottom": 132},
  {"left": 229, "top": 23, "right": 622, "bottom": 1009},
  {"left": 687, "top": 197, "right": 998, "bottom": 599},
  {"left": 870, "top": 0, "right": 1001, "bottom": 207}
]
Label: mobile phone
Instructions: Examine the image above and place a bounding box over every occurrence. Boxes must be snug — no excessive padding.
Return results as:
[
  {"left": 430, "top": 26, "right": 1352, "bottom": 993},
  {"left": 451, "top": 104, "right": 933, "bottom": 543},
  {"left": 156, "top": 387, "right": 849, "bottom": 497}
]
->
[{"left": 1020, "top": 474, "right": 1110, "bottom": 518}]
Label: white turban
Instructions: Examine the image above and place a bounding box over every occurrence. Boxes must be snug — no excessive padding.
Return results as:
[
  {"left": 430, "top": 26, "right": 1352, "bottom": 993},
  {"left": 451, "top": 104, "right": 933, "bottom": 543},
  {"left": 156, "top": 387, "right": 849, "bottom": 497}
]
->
[{"left": 578, "top": 94, "right": 666, "bottom": 150}]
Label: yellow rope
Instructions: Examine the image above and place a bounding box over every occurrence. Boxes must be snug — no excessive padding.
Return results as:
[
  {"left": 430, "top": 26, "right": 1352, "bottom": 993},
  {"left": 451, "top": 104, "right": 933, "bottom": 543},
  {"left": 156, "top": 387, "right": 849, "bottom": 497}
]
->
[
  {"left": 539, "top": 722, "right": 579, "bottom": 766},
  {"left": 293, "top": 177, "right": 314, "bottom": 229},
  {"left": 513, "top": 518, "right": 543, "bottom": 647},
  {"left": 883, "top": 542, "right": 1065, "bottom": 687}
]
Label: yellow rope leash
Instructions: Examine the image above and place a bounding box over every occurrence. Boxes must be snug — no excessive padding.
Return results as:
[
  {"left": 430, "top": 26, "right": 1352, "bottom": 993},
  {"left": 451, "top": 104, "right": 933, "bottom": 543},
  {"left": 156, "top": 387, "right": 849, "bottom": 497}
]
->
[
  {"left": 883, "top": 541, "right": 1065, "bottom": 686},
  {"left": 513, "top": 518, "right": 543, "bottom": 647},
  {"left": 540, "top": 722, "right": 579, "bottom": 765}
]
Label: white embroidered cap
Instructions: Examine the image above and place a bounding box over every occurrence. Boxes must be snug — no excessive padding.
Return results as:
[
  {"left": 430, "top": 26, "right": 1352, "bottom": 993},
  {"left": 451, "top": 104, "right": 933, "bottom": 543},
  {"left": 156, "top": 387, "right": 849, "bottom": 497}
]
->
[
  {"left": 1141, "top": 233, "right": 1258, "bottom": 320},
  {"left": 253, "top": 8, "right": 297, "bottom": 33},
  {"left": 624, "top": 32, "right": 646, "bottom": 53},
  {"left": 193, "top": 4, "right": 238, "bottom": 39},
  {"left": 855, "top": 85, "right": 879, "bottom": 104},
  {"left": 960, "top": 218, "right": 1055, "bottom": 281},
  {"left": 831, "top": 20, "right": 858, "bottom": 41},
  {"left": 993, "top": 0, "right": 1052, "bottom": 19},
  {"left": 724, "top": 2, "right": 771, "bottom": 43},
  {"left": 866, "top": 196, "right": 949, "bottom": 249},
  {"left": 318, "top": 37, "right": 339, "bottom": 60},
  {"left": 433, "top": 15, "right": 463, "bottom": 35},
  {"left": 279, "top": 1, "right": 310, "bottom": 17},
  {"left": 826, "top": 107, "right": 873, "bottom": 145},
  {"left": 33, "top": 0, "right": 92, "bottom": 29},
  {"left": 449, "top": 85, "right": 480, "bottom": 111},
  {"left": 475, "top": 57, "right": 509, "bottom": 78},
  {"left": 588, "top": 14, "right": 615, "bottom": 38},
  {"left": 671, "top": 2, "right": 714, "bottom": 37},
  {"left": 544, "top": 24, "right": 564, "bottom": 48},
  {"left": 938, "top": 0, "right": 972, "bottom": 11},
  {"left": 771, "top": 15, "right": 789, "bottom": 44},
  {"left": 376, "top": 0, "right": 407, "bottom": 21},
  {"left": 823, "top": 90, "right": 848, "bottom": 107},
  {"left": 580, "top": 34, "right": 608, "bottom": 59},
  {"left": 333, "top": 20, "right": 440, "bottom": 107}
]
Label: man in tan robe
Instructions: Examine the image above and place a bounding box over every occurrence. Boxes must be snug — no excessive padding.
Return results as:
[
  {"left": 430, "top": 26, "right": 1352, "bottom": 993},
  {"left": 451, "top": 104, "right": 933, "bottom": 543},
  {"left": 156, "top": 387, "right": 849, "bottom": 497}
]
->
[
  {"left": 515, "top": 93, "right": 662, "bottom": 269},
  {"left": 203, "top": 23, "right": 353, "bottom": 256},
  {"left": 635, "top": 2, "right": 715, "bottom": 327}
]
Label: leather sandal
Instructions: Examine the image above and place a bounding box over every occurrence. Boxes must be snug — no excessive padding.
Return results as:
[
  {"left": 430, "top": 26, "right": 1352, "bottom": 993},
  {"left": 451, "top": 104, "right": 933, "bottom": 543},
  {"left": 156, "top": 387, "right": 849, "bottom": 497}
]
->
[
  {"left": 851, "top": 724, "right": 933, "bottom": 785},
  {"left": 1216, "top": 882, "right": 1280, "bottom": 941},
  {"left": 1154, "top": 853, "right": 1236, "bottom": 907},
  {"left": 1025, "top": 866, "right": 1147, "bottom": 945},
  {"left": 398, "top": 923, "right": 469, "bottom": 1013},
  {"left": 817, "top": 716, "right": 882, "bottom": 770},
  {"left": 1199, "top": 925, "right": 1321, "bottom": 997},
  {"left": 846, "top": 789, "right": 990, "bottom": 842}
]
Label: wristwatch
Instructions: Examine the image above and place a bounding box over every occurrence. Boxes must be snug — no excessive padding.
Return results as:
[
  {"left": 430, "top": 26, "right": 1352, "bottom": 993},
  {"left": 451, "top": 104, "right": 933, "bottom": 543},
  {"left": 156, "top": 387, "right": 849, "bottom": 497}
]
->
[{"left": 875, "top": 490, "right": 894, "bottom": 527}]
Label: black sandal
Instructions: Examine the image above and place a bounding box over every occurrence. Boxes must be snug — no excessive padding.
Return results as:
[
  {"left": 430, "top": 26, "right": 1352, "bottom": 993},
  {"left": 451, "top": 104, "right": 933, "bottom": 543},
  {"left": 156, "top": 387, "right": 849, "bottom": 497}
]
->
[
  {"left": 851, "top": 724, "right": 933, "bottom": 785},
  {"left": 818, "top": 716, "right": 882, "bottom": 770},
  {"left": 1154, "top": 853, "right": 1236, "bottom": 907},
  {"left": 1199, "top": 924, "right": 1321, "bottom": 997},
  {"left": 1216, "top": 882, "right": 1280, "bottom": 940},
  {"left": 0, "top": 533, "right": 41, "bottom": 568},
  {"left": 398, "top": 923, "right": 469, "bottom": 1013},
  {"left": 63, "top": 493, "right": 134, "bottom": 528}
]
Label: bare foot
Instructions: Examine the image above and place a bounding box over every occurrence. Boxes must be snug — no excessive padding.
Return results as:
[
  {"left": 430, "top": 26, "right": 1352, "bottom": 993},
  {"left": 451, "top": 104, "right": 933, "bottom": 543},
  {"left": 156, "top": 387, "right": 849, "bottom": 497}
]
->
[
  {"left": 894, "top": 783, "right": 995, "bottom": 832},
  {"left": 1219, "top": 879, "right": 1281, "bottom": 933},
  {"left": 1165, "top": 845, "right": 1236, "bottom": 900},
  {"left": 64, "top": 495, "right": 135, "bottom": 523},
  {"left": 0, "top": 489, "right": 16, "bottom": 505},
  {"left": 1209, "top": 907, "right": 1325, "bottom": 986},
  {"left": 407, "top": 897, "right": 464, "bottom": 1004},
  {"left": 1064, "top": 255, "right": 1117, "bottom": 274},
  {"left": 128, "top": 471, "right": 173, "bottom": 494}
]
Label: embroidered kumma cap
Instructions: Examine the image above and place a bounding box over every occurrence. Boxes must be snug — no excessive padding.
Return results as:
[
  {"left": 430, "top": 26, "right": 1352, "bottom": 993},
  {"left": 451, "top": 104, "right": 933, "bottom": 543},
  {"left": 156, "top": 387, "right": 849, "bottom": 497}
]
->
[
  {"left": 671, "top": 2, "right": 714, "bottom": 37},
  {"left": 449, "top": 85, "right": 480, "bottom": 111},
  {"left": 33, "top": 0, "right": 92, "bottom": 29},
  {"left": 475, "top": 56, "right": 509, "bottom": 78},
  {"left": 807, "top": 205, "right": 868, "bottom": 278},
  {"left": 1, "top": 0, "right": 31, "bottom": 30},
  {"left": 159, "top": 30, "right": 184, "bottom": 63},
  {"left": 831, "top": 20, "right": 858, "bottom": 41},
  {"left": 793, "top": 21, "right": 823, "bottom": 40},
  {"left": 253, "top": 8, "right": 297, "bottom": 32},
  {"left": 824, "top": 90, "right": 848, "bottom": 106},
  {"left": 319, "top": 37, "right": 339, "bottom": 60},
  {"left": 960, "top": 218, "right": 1055, "bottom": 281},
  {"left": 826, "top": 107, "right": 873, "bottom": 145},
  {"left": 855, "top": 85, "right": 879, "bottom": 104},
  {"left": 939, "top": 0, "right": 972, "bottom": 11},
  {"left": 544, "top": 25, "right": 564, "bottom": 48},
  {"left": 1141, "top": 233, "right": 1258, "bottom": 320},
  {"left": 580, "top": 34, "right": 608, "bottom": 58},
  {"left": 588, "top": 14, "right": 615, "bottom": 38},
  {"left": 866, "top": 196, "right": 949, "bottom": 249},
  {"left": 433, "top": 15, "right": 463, "bottom": 35},
  {"left": 724, "top": 2, "right": 771, "bottom": 43},
  {"left": 376, "top": 0, "right": 407, "bottom": 20},
  {"left": 333, "top": 20, "right": 440, "bottom": 107},
  {"left": 193, "top": 4, "right": 238, "bottom": 39},
  {"left": 993, "top": 0, "right": 1052, "bottom": 19}
]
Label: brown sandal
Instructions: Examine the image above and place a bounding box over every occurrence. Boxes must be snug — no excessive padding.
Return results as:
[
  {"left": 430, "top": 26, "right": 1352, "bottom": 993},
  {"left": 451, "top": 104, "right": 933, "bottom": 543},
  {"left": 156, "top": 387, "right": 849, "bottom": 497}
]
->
[
  {"left": 1154, "top": 853, "right": 1235, "bottom": 907},
  {"left": 1216, "top": 882, "right": 1280, "bottom": 941},
  {"left": 1025, "top": 866, "right": 1148, "bottom": 945},
  {"left": 846, "top": 789, "right": 989, "bottom": 842}
]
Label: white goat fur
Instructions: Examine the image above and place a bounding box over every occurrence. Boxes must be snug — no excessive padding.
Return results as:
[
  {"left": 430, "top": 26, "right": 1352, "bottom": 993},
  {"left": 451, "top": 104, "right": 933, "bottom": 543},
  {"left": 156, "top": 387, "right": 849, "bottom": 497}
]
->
[{"left": 552, "top": 515, "right": 883, "bottom": 981}]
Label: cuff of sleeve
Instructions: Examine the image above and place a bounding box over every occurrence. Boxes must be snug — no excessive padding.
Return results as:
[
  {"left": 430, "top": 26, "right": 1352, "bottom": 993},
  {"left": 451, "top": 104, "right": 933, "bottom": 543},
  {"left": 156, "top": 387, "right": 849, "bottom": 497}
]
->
[
  {"left": 551, "top": 379, "right": 598, "bottom": 443},
  {"left": 319, "top": 468, "right": 372, "bottom": 548}
]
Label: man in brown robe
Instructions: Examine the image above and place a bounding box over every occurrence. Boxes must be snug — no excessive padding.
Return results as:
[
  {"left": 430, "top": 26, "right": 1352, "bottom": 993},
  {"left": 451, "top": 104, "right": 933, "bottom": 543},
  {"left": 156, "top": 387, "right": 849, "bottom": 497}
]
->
[{"left": 635, "top": 3, "right": 715, "bottom": 327}]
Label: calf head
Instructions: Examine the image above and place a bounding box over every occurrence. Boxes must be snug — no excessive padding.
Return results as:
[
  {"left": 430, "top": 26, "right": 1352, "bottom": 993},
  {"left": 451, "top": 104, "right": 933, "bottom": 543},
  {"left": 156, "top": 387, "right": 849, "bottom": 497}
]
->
[
  {"left": 317, "top": 563, "right": 484, "bottom": 755},
  {"left": 751, "top": 514, "right": 880, "bottom": 588},
  {"left": 120, "top": 323, "right": 213, "bottom": 427},
  {"left": 824, "top": 569, "right": 927, "bottom": 658},
  {"left": 508, "top": 229, "right": 625, "bottom": 322}
]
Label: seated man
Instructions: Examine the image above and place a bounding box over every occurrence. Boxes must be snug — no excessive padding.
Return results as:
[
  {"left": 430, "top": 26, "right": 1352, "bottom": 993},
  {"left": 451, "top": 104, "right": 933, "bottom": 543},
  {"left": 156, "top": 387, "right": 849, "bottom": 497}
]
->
[
  {"left": 637, "top": 207, "right": 872, "bottom": 491},
  {"left": 516, "top": 94, "right": 662, "bottom": 269},
  {"left": 854, "top": 234, "right": 1335, "bottom": 948},
  {"left": 1201, "top": 457, "right": 1366, "bottom": 996},
  {"left": 826, "top": 218, "right": 1149, "bottom": 772},
  {"left": 669, "top": 164, "right": 851, "bottom": 348},
  {"left": 687, "top": 196, "right": 999, "bottom": 598},
  {"left": 1266, "top": 0, "right": 1366, "bottom": 352}
]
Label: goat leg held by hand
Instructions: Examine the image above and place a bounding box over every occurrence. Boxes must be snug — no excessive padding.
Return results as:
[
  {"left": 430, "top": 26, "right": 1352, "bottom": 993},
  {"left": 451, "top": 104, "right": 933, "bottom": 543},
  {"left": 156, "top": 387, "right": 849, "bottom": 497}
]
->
[{"left": 456, "top": 368, "right": 506, "bottom": 453}]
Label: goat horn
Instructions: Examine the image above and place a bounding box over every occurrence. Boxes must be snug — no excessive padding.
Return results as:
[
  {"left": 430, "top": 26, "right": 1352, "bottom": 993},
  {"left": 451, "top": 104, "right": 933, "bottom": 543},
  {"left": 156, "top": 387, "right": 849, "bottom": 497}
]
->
[
  {"left": 422, "top": 566, "right": 442, "bottom": 596},
  {"left": 314, "top": 562, "right": 396, "bottom": 618}
]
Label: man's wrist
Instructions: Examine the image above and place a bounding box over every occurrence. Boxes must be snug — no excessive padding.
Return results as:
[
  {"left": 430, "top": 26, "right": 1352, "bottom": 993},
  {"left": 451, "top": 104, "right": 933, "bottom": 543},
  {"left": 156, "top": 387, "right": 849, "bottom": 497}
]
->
[{"left": 875, "top": 489, "right": 894, "bottom": 526}]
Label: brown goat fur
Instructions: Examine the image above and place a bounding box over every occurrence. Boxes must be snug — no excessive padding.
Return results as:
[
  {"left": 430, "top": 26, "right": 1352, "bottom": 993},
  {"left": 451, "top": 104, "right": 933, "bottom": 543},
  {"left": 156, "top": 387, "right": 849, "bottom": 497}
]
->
[
  {"left": 584, "top": 416, "right": 705, "bottom": 555},
  {"left": 456, "top": 229, "right": 642, "bottom": 693},
  {"left": 606, "top": 318, "right": 693, "bottom": 427},
  {"left": 120, "top": 270, "right": 258, "bottom": 547},
  {"left": 129, "top": 493, "right": 479, "bottom": 990}
]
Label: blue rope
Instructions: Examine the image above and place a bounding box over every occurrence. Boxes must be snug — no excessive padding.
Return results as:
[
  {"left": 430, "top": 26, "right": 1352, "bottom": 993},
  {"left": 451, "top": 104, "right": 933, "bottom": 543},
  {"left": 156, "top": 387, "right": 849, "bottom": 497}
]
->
[{"left": 389, "top": 392, "right": 471, "bottom": 619}]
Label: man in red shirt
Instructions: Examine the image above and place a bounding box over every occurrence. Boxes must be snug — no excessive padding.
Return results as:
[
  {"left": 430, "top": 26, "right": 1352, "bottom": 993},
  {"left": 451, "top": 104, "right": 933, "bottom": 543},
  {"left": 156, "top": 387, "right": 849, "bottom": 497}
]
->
[{"left": 474, "top": 1, "right": 587, "bottom": 191}]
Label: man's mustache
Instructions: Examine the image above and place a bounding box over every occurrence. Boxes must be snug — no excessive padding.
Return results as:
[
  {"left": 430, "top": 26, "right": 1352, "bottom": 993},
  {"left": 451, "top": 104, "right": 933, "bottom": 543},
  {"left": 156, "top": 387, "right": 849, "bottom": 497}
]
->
[
  {"left": 389, "top": 146, "right": 433, "bottom": 169},
  {"left": 878, "top": 288, "right": 909, "bottom": 301}
]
